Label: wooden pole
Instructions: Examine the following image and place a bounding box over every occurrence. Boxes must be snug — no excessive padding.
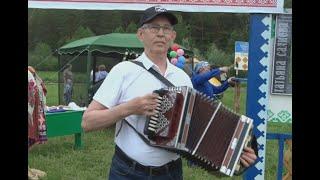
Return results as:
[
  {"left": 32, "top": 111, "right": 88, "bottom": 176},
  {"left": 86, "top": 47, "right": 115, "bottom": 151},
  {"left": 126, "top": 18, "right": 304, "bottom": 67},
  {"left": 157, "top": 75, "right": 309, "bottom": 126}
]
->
[{"left": 234, "top": 70, "right": 241, "bottom": 113}]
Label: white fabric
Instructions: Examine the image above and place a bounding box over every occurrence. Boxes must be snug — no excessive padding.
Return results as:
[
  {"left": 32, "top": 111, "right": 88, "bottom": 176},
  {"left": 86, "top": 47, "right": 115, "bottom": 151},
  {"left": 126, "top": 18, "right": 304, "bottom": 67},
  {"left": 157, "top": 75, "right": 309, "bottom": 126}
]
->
[
  {"left": 93, "top": 52, "right": 193, "bottom": 166},
  {"left": 28, "top": 70, "right": 36, "bottom": 126}
]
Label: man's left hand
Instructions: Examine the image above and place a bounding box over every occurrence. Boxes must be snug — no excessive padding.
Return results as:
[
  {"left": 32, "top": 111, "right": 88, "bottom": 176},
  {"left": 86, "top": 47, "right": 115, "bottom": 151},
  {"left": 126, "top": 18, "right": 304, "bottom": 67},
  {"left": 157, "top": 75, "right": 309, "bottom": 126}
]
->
[
  {"left": 239, "top": 147, "right": 257, "bottom": 167},
  {"left": 227, "top": 77, "right": 237, "bottom": 87}
]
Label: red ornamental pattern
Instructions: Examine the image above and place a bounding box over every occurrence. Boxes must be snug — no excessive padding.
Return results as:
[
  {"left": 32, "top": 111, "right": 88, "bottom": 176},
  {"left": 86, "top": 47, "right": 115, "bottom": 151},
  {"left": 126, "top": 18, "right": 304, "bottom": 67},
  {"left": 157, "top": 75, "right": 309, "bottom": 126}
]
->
[
  {"left": 28, "top": 70, "right": 48, "bottom": 148},
  {"left": 31, "top": 0, "right": 277, "bottom": 7}
]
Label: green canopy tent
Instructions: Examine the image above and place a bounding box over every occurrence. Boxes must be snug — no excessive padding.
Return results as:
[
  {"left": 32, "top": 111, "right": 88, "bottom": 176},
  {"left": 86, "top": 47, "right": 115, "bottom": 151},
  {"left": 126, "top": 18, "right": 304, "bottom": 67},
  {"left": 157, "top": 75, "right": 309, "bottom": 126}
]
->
[
  {"left": 57, "top": 33, "right": 194, "bottom": 106},
  {"left": 59, "top": 33, "right": 145, "bottom": 55}
]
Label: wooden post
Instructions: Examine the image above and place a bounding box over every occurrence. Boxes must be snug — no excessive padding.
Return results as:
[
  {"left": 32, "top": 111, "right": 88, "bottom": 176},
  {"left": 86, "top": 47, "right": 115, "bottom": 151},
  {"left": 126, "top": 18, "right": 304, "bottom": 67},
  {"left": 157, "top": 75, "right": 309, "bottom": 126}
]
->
[{"left": 234, "top": 70, "right": 241, "bottom": 113}]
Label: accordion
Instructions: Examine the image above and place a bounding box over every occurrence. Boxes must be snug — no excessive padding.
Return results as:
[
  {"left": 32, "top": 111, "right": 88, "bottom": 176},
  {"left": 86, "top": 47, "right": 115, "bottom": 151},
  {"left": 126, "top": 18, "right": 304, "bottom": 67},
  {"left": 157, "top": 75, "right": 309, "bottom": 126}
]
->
[{"left": 144, "top": 86, "right": 253, "bottom": 176}]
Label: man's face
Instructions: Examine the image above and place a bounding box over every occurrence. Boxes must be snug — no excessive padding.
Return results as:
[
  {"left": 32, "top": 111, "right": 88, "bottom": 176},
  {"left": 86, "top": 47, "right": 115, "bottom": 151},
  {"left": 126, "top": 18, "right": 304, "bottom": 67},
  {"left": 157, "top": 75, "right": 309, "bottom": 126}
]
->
[
  {"left": 199, "top": 65, "right": 211, "bottom": 74},
  {"left": 137, "top": 16, "right": 176, "bottom": 54}
]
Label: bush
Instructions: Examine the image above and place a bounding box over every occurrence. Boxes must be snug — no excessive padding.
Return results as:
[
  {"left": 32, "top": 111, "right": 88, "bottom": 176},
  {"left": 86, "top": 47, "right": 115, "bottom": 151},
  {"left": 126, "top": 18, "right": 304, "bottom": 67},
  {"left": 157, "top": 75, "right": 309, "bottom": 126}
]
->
[
  {"left": 113, "top": 26, "right": 125, "bottom": 33},
  {"left": 37, "top": 71, "right": 58, "bottom": 83},
  {"left": 205, "top": 43, "right": 233, "bottom": 66},
  {"left": 126, "top": 21, "right": 138, "bottom": 33},
  {"left": 28, "top": 42, "right": 58, "bottom": 71},
  {"left": 65, "top": 26, "right": 95, "bottom": 44}
]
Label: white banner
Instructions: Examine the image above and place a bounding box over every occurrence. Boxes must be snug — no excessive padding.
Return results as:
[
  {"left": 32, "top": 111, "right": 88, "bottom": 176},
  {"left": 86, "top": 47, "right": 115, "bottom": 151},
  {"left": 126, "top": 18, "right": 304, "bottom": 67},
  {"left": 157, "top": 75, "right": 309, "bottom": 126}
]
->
[{"left": 28, "top": 0, "right": 284, "bottom": 13}]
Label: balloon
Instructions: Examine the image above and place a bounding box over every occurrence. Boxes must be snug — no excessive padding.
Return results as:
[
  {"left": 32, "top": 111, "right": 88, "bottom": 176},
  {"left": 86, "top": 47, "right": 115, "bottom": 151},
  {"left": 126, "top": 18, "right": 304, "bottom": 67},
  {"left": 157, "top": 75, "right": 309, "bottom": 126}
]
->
[
  {"left": 169, "top": 51, "right": 177, "bottom": 58},
  {"left": 171, "top": 43, "right": 180, "bottom": 51},
  {"left": 170, "top": 58, "right": 178, "bottom": 65},
  {"left": 176, "top": 62, "right": 184, "bottom": 69},
  {"left": 177, "top": 56, "right": 186, "bottom": 64},
  {"left": 176, "top": 49, "right": 184, "bottom": 56}
]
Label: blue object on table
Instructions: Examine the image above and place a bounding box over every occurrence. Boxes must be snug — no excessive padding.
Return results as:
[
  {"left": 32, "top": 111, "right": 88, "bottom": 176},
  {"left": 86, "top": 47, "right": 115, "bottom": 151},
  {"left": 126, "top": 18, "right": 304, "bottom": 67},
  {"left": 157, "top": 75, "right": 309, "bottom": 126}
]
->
[{"left": 46, "top": 109, "right": 67, "bottom": 113}]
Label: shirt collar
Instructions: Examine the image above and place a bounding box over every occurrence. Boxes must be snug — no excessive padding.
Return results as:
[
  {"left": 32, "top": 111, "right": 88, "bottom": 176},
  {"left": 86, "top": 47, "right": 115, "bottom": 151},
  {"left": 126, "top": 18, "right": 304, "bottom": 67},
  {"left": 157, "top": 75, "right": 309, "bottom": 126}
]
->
[
  {"left": 138, "top": 52, "right": 175, "bottom": 76},
  {"left": 138, "top": 52, "right": 154, "bottom": 70}
]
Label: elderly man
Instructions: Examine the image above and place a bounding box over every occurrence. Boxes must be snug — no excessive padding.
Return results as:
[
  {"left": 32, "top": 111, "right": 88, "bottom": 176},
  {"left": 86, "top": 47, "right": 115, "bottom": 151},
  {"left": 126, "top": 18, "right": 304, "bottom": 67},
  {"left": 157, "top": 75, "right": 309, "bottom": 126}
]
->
[{"left": 82, "top": 6, "right": 256, "bottom": 179}]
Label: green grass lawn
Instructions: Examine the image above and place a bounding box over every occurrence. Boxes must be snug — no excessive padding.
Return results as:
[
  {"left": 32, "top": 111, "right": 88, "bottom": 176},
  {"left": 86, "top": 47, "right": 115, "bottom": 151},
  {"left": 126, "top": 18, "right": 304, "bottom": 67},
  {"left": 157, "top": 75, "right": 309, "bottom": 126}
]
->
[
  {"left": 29, "top": 82, "right": 292, "bottom": 180},
  {"left": 45, "top": 83, "right": 59, "bottom": 105},
  {"left": 37, "top": 71, "right": 88, "bottom": 83},
  {"left": 45, "top": 83, "right": 88, "bottom": 106}
]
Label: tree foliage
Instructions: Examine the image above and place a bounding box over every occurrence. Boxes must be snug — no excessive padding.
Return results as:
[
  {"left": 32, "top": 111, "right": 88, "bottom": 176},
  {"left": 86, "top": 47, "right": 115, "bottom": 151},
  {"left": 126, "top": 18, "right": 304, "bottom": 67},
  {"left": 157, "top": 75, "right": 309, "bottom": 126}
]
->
[
  {"left": 125, "top": 21, "right": 138, "bottom": 33},
  {"left": 28, "top": 3, "right": 290, "bottom": 71},
  {"left": 205, "top": 43, "right": 233, "bottom": 67},
  {"left": 65, "top": 26, "right": 95, "bottom": 44},
  {"left": 113, "top": 26, "right": 125, "bottom": 33},
  {"left": 28, "top": 42, "right": 58, "bottom": 71},
  {"left": 28, "top": 9, "right": 250, "bottom": 52}
]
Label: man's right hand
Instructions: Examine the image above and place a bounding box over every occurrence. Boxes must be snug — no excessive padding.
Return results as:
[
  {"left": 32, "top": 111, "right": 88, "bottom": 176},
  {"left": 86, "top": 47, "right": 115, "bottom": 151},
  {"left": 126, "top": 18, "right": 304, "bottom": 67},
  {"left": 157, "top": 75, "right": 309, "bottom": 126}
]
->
[
  {"left": 82, "top": 93, "right": 161, "bottom": 132},
  {"left": 128, "top": 93, "right": 160, "bottom": 116}
]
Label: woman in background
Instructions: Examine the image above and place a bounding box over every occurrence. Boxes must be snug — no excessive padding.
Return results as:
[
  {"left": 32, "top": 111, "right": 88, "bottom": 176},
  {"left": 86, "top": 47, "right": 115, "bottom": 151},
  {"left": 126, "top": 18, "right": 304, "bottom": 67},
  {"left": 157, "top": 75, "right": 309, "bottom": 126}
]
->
[
  {"left": 28, "top": 66, "right": 47, "bottom": 180},
  {"left": 63, "top": 64, "right": 73, "bottom": 105}
]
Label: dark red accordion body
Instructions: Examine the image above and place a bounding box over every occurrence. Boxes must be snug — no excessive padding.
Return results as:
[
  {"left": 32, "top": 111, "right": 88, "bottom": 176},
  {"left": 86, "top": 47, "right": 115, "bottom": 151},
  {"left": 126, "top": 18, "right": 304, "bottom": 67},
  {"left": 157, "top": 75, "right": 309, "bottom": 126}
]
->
[{"left": 144, "top": 86, "right": 253, "bottom": 176}]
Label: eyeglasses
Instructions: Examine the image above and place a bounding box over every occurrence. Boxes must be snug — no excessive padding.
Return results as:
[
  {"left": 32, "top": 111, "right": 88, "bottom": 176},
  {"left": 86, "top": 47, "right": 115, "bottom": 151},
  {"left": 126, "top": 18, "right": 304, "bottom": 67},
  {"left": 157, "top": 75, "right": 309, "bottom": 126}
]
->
[{"left": 141, "top": 24, "right": 174, "bottom": 34}]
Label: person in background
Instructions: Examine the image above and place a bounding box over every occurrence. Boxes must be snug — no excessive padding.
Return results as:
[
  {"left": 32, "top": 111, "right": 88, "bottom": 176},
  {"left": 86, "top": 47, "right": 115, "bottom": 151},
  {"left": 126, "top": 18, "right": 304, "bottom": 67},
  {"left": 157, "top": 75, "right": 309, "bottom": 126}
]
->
[
  {"left": 208, "top": 64, "right": 236, "bottom": 99},
  {"left": 90, "top": 65, "right": 99, "bottom": 83},
  {"left": 191, "top": 61, "right": 237, "bottom": 99},
  {"left": 63, "top": 64, "right": 73, "bottom": 105},
  {"left": 97, "top": 64, "right": 108, "bottom": 81},
  {"left": 28, "top": 66, "right": 48, "bottom": 180},
  {"left": 63, "top": 79, "right": 73, "bottom": 105},
  {"left": 88, "top": 65, "right": 109, "bottom": 103}
]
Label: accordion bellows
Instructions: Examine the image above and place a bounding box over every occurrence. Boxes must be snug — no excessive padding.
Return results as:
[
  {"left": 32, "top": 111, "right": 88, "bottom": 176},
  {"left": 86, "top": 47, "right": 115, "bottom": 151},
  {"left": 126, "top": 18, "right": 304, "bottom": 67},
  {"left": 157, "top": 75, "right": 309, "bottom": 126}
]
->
[{"left": 144, "top": 86, "right": 253, "bottom": 176}]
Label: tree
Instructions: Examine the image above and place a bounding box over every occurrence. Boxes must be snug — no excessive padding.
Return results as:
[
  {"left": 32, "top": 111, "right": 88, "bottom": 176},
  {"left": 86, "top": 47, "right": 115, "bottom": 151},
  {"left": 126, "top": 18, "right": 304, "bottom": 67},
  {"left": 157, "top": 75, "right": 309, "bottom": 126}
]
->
[
  {"left": 28, "top": 42, "right": 58, "bottom": 71},
  {"left": 205, "top": 43, "right": 233, "bottom": 67},
  {"left": 126, "top": 21, "right": 138, "bottom": 33},
  {"left": 28, "top": 9, "right": 253, "bottom": 70},
  {"left": 28, "top": 9, "right": 86, "bottom": 51},
  {"left": 173, "top": 13, "right": 191, "bottom": 44},
  {"left": 65, "top": 26, "right": 95, "bottom": 44},
  {"left": 225, "top": 29, "right": 249, "bottom": 53},
  {"left": 113, "top": 26, "right": 125, "bottom": 33},
  {"left": 181, "top": 37, "right": 193, "bottom": 50}
]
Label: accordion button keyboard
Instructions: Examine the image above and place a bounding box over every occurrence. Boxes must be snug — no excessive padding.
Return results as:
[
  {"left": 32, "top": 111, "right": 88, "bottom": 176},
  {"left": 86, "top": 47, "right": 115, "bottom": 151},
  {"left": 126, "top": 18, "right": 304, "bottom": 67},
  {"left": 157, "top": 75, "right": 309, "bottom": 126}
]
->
[
  {"left": 150, "top": 116, "right": 158, "bottom": 121},
  {"left": 149, "top": 123, "right": 157, "bottom": 128},
  {"left": 149, "top": 121, "right": 158, "bottom": 125},
  {"left": 148, "top": 127, "right": 156, "bottom": 131}
]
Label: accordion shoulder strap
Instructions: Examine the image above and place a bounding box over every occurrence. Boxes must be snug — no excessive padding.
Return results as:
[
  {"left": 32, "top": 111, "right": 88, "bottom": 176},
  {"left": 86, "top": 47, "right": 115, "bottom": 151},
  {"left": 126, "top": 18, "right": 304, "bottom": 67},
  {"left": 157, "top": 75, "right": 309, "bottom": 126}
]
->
[
  {"left": 130, "top": 60, "right": 175, "bottom": 87},
  {"left": 118, "top": 119, "right": 152, "bottom": 146}
]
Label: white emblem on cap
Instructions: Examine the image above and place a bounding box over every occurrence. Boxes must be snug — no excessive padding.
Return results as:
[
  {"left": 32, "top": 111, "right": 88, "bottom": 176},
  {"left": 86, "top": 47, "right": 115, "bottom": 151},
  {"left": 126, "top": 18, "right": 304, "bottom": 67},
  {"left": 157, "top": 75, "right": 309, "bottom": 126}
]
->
[{"left": 155, "top": 6, "right": 167, "bottom": 12}]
